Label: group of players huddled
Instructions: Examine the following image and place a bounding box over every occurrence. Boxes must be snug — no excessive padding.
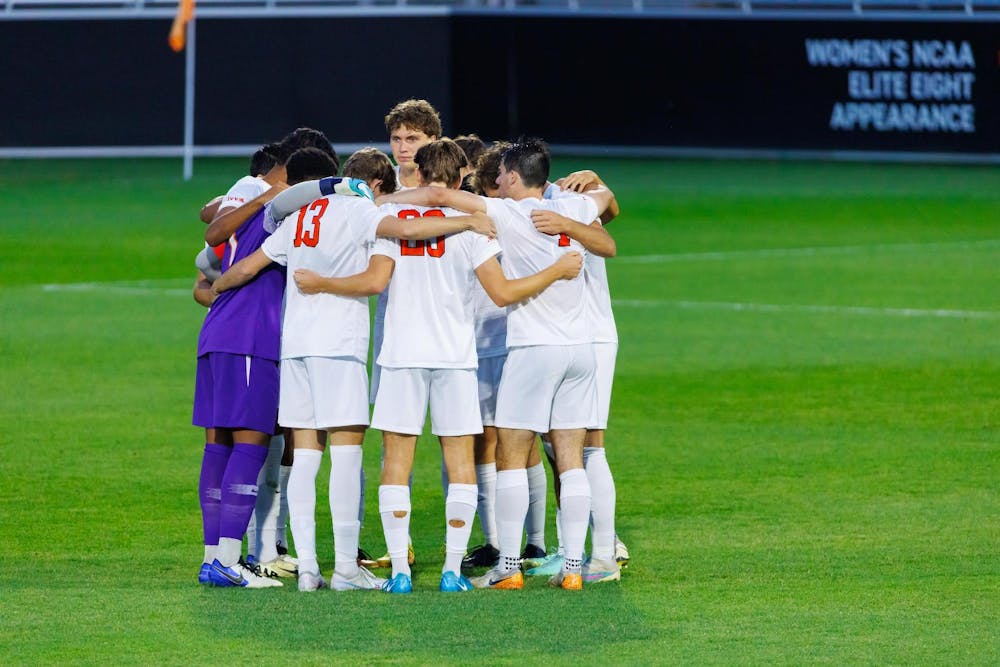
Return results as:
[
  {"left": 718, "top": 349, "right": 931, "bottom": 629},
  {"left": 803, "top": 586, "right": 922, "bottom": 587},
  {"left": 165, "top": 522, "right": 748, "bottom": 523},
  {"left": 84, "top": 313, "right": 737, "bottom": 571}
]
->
[{"left": 193, "top": 99, "right": 627, "bottom": 593}]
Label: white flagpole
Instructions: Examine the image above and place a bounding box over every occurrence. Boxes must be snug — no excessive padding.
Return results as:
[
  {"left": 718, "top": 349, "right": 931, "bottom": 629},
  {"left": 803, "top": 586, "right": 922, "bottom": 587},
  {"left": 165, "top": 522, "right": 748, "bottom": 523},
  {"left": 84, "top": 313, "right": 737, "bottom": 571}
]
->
[{"left": 183, "top": 18, "right": 196, "bottom": 181}]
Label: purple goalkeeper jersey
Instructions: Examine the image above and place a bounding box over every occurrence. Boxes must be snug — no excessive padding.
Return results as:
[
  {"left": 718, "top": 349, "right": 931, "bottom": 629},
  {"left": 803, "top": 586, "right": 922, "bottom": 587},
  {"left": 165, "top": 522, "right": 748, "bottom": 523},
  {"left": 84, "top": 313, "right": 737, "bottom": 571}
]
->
[{"left": 197, "top": 208, "right": 285, "bottom": 361}]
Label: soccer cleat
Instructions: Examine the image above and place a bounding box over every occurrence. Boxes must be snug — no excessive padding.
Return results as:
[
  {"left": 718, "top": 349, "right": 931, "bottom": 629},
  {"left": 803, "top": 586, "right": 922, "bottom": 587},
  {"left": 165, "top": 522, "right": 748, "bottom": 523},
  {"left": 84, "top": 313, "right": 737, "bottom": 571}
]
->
[
  {"left": 207, "top": 558, "right": 283, "bottom": 588},
  {"left": 548, "top": 570, "right": 583, "bottom": 590},
  {"left": 198, "top": 563, "right": 212, "bottom": 585},
  {"left": 461, "top": 543, "right": 500, "bottom": 570},
  {"left": 615, "top": 535, "right": 630, "bottom": 569},
  {"left": 525, "top": 552, "right": 565, "bottom": 577},
  {"left": 357, "top": 548, "right": 378, "bottom": 568},
  {"left": 520, "top": 544, "right": 547, "bottom": 569},
  {"left": 258, "top": 555, "right": 298, "bottom": 578},
  {"left": 374, "top": 542, "right": 416, "bottom": 569},
  {"left": 582, "top": 557, "right": 621, "bottom": 583},
  {"left": 297, "top": 570, "right": 328, "bottom": 592},
  {"left": 470, "top": 567, "right": 524, "bottom": 590},
  {"left": 332, "top": 566, "right": 386, "bottom": 591},
  {"left": 439, "top": 571, "right": 474, "bottom": 592},
  {"left": 380, "top": 572, "right": 413, "bottom": 594}
]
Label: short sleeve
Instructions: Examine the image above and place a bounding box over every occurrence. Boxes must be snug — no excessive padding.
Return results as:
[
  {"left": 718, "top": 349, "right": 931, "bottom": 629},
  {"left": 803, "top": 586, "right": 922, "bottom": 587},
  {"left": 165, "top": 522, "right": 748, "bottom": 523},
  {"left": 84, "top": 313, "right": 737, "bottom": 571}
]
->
[
  {"left": 346, "top": 199, "right": 382, "bottom": 247},
  {"left": 371, "top": 235, "right": 397, "bottom": 259},
  {"left": 219, "top": 177, "right": 267, "bottom": 213},
  {"left": 261, "top": 215, "right": 293, "bottom": 266},
  {"left": 470, "top": 234, "right": 502, "bottom": 270},
  {"left": 485, "top": 198, "right": 514, "bottom": 235}
]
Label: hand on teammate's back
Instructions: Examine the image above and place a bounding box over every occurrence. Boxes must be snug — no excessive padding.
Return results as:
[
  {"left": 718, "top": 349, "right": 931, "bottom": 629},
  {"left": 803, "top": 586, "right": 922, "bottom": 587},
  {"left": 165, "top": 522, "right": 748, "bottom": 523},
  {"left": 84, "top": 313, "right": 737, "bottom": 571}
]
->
[
  {"left": 556, "top": 169, "right": 601, "bottom": 193},
  {"left": 466, "top": 211, "right": 497, "bottom": 238},
  {"left": 293, "top": 269, "right": 324, "bottom": 294},
  {"left": 554, "top": 251, "right": 583, "bottom": 280},
  {"left": 530, "top": 209, "right": 570, "bottom": 236}
]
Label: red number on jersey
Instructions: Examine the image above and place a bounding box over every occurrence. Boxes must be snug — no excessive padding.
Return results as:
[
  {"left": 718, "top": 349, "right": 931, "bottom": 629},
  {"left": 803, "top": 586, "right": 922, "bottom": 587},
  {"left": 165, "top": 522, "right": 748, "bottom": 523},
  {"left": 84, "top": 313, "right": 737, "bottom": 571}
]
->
[
  {"left": 294, "top": 198, "right": 328, "bottom": 248},
  {"left": 557, "top": 233, "right": 571, "bottom": 247},
  {"left": 396, "top": 208, "right": 447, "bottom": 257}
]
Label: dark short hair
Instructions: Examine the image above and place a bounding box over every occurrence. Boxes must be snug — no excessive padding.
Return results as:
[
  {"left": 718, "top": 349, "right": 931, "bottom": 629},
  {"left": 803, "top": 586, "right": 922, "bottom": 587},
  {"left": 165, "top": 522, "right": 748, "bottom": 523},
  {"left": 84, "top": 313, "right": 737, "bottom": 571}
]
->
[
  {"left": 248, "top": 142, "right": 281, "bottom": 177},
  {"left": 501, "top": 137, "right": 550, "bottom": 189},
  {"left": 454, "top": 134, "right": 486, "bottom": 167},
  {"left": 285, "top": 147, "right": 339, "bottom": 185},
  {"left": 415, "top": 139, "right": 468, "bottom": 189},
  {"left": 472, "top": 140, "right": 512, "bottom": 195},
  {"left": 343, "top": 147, "right": 398, "bottom": 194},
  {"left": 279, "top": 127, "right": 338, "bottom": 167}
]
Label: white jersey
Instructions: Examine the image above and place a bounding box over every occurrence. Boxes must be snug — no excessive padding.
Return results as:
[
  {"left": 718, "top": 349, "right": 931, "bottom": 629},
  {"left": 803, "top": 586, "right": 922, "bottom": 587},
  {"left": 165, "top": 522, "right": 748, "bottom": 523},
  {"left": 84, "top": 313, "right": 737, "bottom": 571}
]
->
[
  {"left": 484, "top": 194, "right": 599, "bottom": 348},
  {"left": 474, "top": 264, "right": 508, "bottom": 359},
  {"left": 372, "top": 203, "right": 501, "bottom": 369},
  {"left": 261, "top": 195, "right": 380, "bottom": 361},
  {"left": 219, "top": 175, "right": 268, "bottom": 213},
  {"left": 543, "top": 184, "right": 618, "bottom": 344}
]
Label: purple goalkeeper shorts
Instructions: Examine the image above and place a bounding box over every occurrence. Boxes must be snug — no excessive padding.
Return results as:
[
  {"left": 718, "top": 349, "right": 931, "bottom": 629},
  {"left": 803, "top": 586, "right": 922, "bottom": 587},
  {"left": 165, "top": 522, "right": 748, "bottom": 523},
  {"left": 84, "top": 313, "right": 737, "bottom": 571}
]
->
[{"left": 193, "top": 352, "right": 279, "bottom": 434}]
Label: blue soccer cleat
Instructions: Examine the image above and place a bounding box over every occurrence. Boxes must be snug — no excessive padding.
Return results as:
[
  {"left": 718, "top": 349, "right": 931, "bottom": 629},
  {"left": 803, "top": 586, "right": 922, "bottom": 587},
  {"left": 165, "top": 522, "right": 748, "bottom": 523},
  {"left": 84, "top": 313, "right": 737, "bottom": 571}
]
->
[
  {"left": 439, "top": 571, "right": 474, "bottom": 592},
  {"left": 207, "top": 558, "right": 282, "bottom": 589},
  {"left": 525, "top": 551, "right": 565, "bottom": 577},
  {"left": 198, "top": 563, "right": 212, "bottom": 585},
  {"left": 381, "top": 572, "right": 413, "bottom": 594}
]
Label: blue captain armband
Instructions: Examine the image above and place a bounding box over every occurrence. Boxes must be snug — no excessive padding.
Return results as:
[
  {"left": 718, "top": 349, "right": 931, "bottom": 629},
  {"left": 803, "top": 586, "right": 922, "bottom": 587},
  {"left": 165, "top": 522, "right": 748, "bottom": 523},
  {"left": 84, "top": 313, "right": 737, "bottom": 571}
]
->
[{"left": 318, "top": 177, "right": 375, "bottom": 202}]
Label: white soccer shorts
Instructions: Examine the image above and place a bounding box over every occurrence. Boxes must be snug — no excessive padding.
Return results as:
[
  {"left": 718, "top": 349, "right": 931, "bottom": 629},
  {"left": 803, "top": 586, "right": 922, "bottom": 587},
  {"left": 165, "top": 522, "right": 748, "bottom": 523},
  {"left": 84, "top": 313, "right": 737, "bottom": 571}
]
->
[
  {"left": 476, "top": 354, "right": 507, "bottom": 427},
  {"left": 278, "top": 356, "right": 370, "bottom": 430},
  {"left": 592, "top": 342, "right": 618, "bottom": 430},
  {"left": 371, "top": 367, "right": 483, "bottom": 436},
  {"left": 495, "top": 344, "right": 598, "bottom": 433}
]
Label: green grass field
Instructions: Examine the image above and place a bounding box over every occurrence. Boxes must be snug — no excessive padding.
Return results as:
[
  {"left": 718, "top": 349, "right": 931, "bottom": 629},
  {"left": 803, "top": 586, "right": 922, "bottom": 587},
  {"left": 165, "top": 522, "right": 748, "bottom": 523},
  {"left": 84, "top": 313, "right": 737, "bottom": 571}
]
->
[{"left": 1, "top": 157, "right": 997, "bottom": 665}]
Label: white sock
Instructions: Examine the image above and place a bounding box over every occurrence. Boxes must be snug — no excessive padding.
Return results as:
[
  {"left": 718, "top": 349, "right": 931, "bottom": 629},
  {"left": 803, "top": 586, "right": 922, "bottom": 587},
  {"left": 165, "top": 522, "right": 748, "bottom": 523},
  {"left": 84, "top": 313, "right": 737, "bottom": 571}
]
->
[
  {"left": 217, "top": 537, "right": 242, "bottom": 568},
  {"left": 276, "top": 464, "right": 292, "bottom": 551},
  {"left": 558, "top": 468, "right": 591, "bottom": 572},
  {"left": 555, "top": 508, "right": 564, "bottom": 554},
  {"left": 379, "top": 485, "right": 411, "bottom": 577},
  {"left": 252, "top": 435, "right": 284, "bottom": 562},
  {"left": 287, "top": 449, "right": 322, "bottom": 575},
  {"left": 475, "top": 462, "right": 498, "bottom": 547},
  {"left": 203, "top": 544, "right": 216, "bottom": 565},
  {"left": 329, "top": 446, "right": 363, "bottom": 577},
  {"left": 495, "top": 469, "right": 529, "bottom": 572},
  {"left": 358, "top": 465, "right": 366, "bottom": 525},
  {"left": 524, "top": 462, "right": 547, "bottom": 551},
  {"left": 584, "top": 447, "right": 616, "bottom": 561},
  {"left": 444, "top": 483, "right": 477, "bottom": 574}
]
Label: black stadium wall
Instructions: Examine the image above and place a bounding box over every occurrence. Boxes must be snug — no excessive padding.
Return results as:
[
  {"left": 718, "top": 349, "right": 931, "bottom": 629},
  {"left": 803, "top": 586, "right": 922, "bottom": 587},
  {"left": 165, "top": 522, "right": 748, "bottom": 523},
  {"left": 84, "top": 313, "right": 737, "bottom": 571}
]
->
[{"left": 3, "top": 13, "right": 998, "bottom": 157}]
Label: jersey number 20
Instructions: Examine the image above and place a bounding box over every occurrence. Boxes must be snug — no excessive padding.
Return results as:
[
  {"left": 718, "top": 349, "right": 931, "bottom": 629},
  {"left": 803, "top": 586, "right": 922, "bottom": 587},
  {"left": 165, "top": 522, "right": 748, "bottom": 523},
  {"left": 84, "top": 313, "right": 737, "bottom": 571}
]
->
[{"left": 398, "top": 209, "right": 446, "bottom": 257}]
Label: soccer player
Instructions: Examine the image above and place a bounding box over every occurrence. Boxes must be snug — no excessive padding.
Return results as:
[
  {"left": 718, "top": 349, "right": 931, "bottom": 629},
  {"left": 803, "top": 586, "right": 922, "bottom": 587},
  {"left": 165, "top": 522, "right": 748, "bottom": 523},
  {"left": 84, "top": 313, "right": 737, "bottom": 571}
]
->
[
  {"left": 528, "top": 169, "right": 625, "bottom": 582},
  {"left": 296, "top": 139, "right": 583, "bottom": 594},
  {"left": 364, "top": 99, "right": 445, "bottom": 570},
  {"left": 378, "top": 138, "right": 615, "bottom": 590},
  {"left": 193, "top": 128, "right": 334, "bottom": 588}
]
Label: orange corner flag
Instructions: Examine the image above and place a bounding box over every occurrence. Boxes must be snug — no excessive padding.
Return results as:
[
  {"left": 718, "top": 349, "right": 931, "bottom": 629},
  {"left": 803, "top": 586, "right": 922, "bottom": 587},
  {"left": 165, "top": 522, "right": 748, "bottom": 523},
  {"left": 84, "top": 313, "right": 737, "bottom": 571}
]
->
[{"left": 168, "top": 0, "right": 196, "bottom": 52}]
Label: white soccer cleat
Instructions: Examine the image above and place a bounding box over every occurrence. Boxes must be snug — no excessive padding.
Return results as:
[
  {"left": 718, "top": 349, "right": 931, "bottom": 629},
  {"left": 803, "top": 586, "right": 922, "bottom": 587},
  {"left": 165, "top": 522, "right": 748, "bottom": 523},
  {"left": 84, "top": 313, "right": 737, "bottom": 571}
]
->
[
  {"left": 259, "top": 555, "right": 298, "bottom": 578},
  {"left": 297, "top": 570, "right": 328, "bottom": 592},
  {"left": 236, "top": 560, "right": 283, "bottom": 588},
  {"left": 582, "top": 557, "right": 621, "bottom": 583},
  {"left": 331, "top": 566, "right": 386, "bottom": 591}
]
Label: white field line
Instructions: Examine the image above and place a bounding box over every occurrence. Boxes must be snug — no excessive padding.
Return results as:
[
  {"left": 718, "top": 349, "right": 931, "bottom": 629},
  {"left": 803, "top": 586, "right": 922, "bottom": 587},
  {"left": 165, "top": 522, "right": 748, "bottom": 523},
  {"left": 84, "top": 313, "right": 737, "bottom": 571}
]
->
[
  {"left": 616, "top": 239, "right": 1000, "bottom": 264},
  {"left": 613, "top": 299, "right": 1000, "bottom": 320},
  {"left": 39, "top": 281, "right": 191, "bottom": 297}
]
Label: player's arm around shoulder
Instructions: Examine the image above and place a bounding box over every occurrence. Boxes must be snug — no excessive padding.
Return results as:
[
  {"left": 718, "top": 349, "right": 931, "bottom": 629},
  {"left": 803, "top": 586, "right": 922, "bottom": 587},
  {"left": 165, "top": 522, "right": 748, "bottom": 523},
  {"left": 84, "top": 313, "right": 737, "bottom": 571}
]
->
[
  {"left": 205, "top": 182, "right": 288, "bottom": 246},
  {"left": 193, "top": 270, "right": 215, "bottom": 308},
  {"left": 531, "top": 208, "right": 616, "bottom": 258},
  {"left": 294, "top": 254, "right": 395, "bottom": 298},
  {"left": 474, "top": 251, "right": 583, "bottom": 307},
  {"left": 376, "top": 210, "right": 496, "bottom": 241},
  {"left": 377, "top": 186, "right": 488, "bottom": 215},
  {"left": 557, "top": 170, "right": 619, "bottom": 224},
  {"left": 211, "top": 248, "right": 273, "bottom": 296}
]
